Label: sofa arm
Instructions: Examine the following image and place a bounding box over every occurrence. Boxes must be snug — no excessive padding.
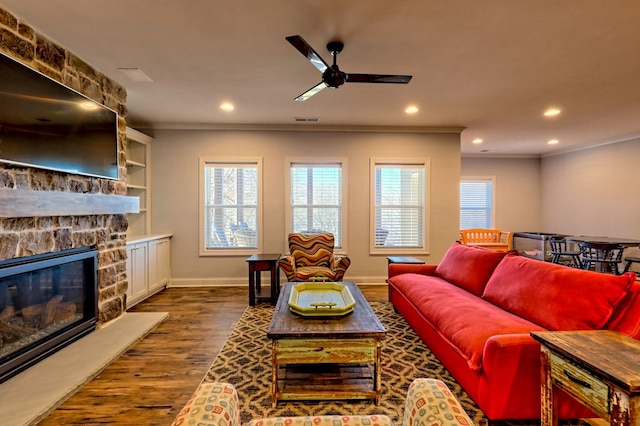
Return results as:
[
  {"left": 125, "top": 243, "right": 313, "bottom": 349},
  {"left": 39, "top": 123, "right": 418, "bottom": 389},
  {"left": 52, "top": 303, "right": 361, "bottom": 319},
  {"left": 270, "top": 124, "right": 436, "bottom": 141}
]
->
[
  {"left": 482, "top": 333, "right": 541, "bottom": 374},
  {"left": 388, "top": 263, "right": 438, "bottom": 278},
  {"left": 248, "top": 415, "right": 392, "bottom": 426},
  {"left": 171, "top": 382, "right": 240, "bottom": 426},
  {"left": 402, "top": 378, "right": 473, "bottom": 426},
  {"left": 478, "top": 334, "right": 542, "bottom": 417}
]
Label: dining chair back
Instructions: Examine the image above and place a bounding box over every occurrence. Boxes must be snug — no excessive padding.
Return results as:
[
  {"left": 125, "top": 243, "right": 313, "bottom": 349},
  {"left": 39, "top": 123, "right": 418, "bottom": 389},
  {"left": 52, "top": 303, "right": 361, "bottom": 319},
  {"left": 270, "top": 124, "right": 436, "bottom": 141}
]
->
[{"left": 548, "top": 236, "right": 582, "bottom": 268}]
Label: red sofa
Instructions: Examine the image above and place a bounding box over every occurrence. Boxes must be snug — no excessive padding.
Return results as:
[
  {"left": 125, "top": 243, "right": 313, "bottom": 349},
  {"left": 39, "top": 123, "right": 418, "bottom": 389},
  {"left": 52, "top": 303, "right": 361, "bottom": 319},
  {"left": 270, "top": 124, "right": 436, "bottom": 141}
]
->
[{"left": 387, "top": 242, "right": 640, "bottom": 421}]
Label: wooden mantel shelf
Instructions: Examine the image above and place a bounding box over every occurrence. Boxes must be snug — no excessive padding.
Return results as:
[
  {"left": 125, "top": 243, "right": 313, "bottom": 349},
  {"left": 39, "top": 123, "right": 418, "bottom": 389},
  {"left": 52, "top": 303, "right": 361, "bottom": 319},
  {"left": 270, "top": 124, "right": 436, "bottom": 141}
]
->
[{"left": 0, "top": 188, "right": 140, "bottom": 218}]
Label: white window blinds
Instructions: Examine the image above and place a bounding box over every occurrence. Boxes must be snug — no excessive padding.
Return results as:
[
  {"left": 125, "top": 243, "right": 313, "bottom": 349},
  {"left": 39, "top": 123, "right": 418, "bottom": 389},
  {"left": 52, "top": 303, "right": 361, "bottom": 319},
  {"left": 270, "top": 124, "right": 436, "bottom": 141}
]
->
[
  {"left": 460, "top": 178, "right": 494, "bottom": 229},
  {"left": 373, "top": 162, "right": 426, "bottom": 248},
  {"left": 289, "top": 162, "right": 343, "bottom": 248},
  {"left": 203, "top": 161, "right": 259, "bottom": 249}
]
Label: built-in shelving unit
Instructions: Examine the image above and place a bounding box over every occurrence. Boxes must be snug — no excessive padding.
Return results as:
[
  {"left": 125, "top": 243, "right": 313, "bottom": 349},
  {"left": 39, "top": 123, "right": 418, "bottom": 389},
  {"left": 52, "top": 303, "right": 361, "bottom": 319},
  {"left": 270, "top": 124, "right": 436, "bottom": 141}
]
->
[{"left": 125, "top": 127, "right": 152, "bottom": 237}]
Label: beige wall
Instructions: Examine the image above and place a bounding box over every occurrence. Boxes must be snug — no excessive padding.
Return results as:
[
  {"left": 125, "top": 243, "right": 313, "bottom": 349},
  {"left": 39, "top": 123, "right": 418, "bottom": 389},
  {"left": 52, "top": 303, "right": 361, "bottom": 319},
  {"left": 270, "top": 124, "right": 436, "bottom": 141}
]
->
[
  {"left": 540, "top": 138, "right": 640, "bottom": 239},
  {"left": 461, "top": 139, "right": 640, "bottom": 248},
  {"left": 460, "top": 157, "right": 542, "bottom": 233},
  {"left": 150, "top": 129, "right": 461, "bottom": 285}
]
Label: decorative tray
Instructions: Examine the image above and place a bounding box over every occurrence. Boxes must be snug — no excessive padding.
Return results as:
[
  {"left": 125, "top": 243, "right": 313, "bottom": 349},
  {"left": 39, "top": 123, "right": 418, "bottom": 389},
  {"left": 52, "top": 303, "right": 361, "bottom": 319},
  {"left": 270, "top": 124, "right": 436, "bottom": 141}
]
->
[{"left": 288, "top": 282, "right": 356, "bottom": 317}]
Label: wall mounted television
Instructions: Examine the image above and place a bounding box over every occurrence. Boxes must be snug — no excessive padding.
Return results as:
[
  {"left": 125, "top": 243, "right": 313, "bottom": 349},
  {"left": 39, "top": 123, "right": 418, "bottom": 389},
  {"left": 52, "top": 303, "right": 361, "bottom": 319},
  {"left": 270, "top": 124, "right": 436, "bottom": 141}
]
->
[{"left": 0, "top": 52, "right": 119, "bottom": 180}]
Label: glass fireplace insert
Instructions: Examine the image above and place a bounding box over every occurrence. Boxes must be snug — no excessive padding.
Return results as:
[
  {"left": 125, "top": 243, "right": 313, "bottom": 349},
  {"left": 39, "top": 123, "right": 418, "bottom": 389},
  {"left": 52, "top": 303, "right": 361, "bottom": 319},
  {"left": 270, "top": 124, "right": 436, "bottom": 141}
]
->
[{"left": 0, "top": 246, "right": 98, "bottom": 383}]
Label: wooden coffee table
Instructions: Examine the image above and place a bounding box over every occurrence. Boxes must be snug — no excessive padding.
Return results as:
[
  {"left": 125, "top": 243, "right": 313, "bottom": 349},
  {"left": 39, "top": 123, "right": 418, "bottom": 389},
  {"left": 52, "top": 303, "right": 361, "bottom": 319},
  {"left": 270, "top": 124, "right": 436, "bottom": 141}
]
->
[{"left": 267, "top": 281, "right": 386, "bottom": 406}]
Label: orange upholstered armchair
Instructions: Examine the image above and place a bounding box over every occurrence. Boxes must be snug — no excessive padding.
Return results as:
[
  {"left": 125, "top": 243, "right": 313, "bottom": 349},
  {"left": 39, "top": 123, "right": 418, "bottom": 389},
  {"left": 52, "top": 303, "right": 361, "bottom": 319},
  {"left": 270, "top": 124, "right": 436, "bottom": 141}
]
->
[{"left": 278, "top": 232, "right": 351, "bottom": 282}]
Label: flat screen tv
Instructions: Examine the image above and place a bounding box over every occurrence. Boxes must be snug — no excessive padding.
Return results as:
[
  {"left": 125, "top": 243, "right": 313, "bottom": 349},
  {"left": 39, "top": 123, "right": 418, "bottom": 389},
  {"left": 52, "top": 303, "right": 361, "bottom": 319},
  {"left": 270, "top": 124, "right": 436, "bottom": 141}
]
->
[{"left": 0, "top": 52, "right": 119, "bottom": 180}]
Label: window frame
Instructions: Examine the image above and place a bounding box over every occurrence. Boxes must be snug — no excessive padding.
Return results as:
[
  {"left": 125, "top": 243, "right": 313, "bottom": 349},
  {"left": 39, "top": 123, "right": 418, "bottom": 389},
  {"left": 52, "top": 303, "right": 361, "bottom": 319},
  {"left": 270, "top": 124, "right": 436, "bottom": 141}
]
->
[
  {"left": 198, "top": 156, "right": 263, "bottom": 256},
  {"left": 460, "top": 176, "right": 496, "bottom": 230},
  {"left": 369, "top": 158, "right": 431, "bottom": 255},
  {"left": 284, "top": 157, "right": 348, "bottom": 253}
]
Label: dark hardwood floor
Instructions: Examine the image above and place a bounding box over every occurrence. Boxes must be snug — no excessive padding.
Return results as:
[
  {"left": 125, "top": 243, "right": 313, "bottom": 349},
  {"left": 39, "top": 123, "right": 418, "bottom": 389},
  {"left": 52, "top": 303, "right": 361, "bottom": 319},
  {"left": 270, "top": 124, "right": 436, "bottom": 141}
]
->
[{"left": 37, "top": 285, "right": 388, "bottom": 426}]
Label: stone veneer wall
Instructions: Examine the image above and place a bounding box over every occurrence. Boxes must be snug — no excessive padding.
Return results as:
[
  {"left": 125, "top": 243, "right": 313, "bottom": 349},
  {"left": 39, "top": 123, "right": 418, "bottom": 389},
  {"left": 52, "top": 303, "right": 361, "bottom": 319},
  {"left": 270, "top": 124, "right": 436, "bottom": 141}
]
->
[{"left": 0, "top": 7, "right": 130, "bottom": 324}]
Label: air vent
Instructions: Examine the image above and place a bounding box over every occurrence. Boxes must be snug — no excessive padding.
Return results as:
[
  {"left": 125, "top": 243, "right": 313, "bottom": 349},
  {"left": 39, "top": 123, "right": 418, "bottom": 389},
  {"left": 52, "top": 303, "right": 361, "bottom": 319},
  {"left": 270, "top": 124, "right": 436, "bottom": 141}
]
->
[
  {"left": 117, "top": 68, "right": 153, "bottom": 82},
  {"left": 294, "top": 117, "right": 319, "bottom": 122}
]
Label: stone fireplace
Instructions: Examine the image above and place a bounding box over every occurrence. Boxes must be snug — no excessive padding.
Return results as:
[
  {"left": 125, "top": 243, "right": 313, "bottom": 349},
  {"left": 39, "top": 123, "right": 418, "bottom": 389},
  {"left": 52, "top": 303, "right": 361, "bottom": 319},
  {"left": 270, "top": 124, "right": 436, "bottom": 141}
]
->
[{"left": 0, "top": 7, "right": 138, "bottom": 378}]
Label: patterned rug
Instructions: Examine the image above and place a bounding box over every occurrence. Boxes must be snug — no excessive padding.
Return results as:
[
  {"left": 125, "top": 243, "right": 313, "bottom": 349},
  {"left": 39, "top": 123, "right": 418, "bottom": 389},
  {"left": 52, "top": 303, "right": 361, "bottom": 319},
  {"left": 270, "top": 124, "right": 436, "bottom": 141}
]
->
[{"left": 204, "top": 302, "right": 585, "bottom": 425}]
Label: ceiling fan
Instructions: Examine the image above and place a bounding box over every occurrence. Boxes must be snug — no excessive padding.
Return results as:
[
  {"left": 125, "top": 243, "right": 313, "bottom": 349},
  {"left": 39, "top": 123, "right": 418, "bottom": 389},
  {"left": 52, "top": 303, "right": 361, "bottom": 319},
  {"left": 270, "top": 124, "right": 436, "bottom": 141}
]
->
[{"left": 285, "top": 35, "right": 412, "bottom": 101}]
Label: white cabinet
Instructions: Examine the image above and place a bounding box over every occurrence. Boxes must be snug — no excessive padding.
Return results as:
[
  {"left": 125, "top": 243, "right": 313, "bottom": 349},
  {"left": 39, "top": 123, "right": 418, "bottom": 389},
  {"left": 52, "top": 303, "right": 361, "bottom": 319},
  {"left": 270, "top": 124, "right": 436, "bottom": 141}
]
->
[
  {"left": 125, "top": 127, "right": 152, "bottom": 237},
  {"left": 126, "top": 242, "right": 148, "bottom": 304},
  {"left": 126, "top": 235, "right": 171, "bottom": 309},
  {"left": 148, "top": 237, "right": 171, "bottom": 292}
]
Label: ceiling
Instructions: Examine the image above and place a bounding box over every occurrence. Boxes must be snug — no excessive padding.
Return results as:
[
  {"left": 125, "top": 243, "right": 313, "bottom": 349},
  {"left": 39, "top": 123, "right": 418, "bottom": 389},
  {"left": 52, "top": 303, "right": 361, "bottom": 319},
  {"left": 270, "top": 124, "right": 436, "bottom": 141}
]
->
[{"left": 2, "top": 0, "right": 640, "bottom": 156}]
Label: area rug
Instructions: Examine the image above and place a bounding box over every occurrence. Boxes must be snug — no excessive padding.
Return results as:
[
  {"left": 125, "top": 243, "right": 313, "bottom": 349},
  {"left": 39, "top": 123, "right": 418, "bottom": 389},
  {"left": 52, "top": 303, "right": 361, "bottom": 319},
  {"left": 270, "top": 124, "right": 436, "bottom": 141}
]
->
[{"left": 204, "top": 302, "right": 585, "bottom": 426}]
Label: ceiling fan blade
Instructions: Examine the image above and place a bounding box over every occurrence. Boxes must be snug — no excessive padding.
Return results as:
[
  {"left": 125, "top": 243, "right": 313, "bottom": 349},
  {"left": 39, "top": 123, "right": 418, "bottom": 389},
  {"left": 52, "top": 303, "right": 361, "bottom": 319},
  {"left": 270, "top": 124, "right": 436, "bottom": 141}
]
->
[
  {"left": 294, "top": 81, "right": 327, "bottom": 101},
  {"left": 346, "top": 74, "right": 413, "bottom": 84},
  {"left": 286, "top": 35, "right": 329, "bottom": 73}
]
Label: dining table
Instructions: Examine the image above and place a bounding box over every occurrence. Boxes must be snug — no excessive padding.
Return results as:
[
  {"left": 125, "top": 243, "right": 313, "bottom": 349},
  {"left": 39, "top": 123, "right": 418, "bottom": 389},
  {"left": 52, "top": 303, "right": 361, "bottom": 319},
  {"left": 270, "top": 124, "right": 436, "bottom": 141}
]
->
[
  {"left": 564, "top": 236, "right": 640, "bottom": 274},
  {"left": 564, "top": 235, "right": 640, "bottom": 247}
]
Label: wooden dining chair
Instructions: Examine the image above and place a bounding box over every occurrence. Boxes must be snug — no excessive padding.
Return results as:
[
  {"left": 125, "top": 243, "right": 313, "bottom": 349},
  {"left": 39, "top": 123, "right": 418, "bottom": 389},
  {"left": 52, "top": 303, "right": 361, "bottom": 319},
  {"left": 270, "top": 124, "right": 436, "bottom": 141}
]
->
[
  {"left": 578, "top": 242, "right": 625, "bottom": 274},
  {"left": 548, "top": 236, "right": 581, "bottom": 268},
  {"left": 622, "top": 250, "right": 640, "bottom": 274}
]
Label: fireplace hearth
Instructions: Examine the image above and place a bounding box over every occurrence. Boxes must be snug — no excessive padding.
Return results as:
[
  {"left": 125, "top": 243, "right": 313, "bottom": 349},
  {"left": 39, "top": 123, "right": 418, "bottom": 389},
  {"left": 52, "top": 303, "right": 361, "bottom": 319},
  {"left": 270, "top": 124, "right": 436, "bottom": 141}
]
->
[{"left": 0, "top": 246, "right": 98, "bottom": 383}]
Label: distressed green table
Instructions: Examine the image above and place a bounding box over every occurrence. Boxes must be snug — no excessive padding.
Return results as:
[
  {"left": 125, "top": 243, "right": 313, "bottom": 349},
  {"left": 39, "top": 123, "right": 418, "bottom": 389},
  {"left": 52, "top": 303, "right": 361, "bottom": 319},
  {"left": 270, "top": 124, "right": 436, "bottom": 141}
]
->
[
  {"left": 531, "top": 330, "right": 640, "bottom": 426},
  {"left": 267, "top": 281, "right": 386, "bottom": 406}
]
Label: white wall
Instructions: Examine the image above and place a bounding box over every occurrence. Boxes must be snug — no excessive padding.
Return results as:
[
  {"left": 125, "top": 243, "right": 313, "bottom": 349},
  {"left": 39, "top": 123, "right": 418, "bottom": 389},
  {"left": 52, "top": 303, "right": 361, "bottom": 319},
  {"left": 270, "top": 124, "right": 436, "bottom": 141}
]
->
[
  {"left": 150, "top": 129, "right": 461, "bottom": 285},
  {"left": 541, "top": 138, "right": 640, "bottom": 239},
  {"left": 460, "top": 157, "right": 542, "bottom": 232}
]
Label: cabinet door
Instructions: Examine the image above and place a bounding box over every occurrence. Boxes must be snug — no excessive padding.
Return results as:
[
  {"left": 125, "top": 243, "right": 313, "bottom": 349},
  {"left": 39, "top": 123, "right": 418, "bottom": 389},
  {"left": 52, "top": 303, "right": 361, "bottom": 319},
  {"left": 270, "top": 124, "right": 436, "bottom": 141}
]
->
[
  {"left": 148, "top": 238, "right": 170, "bottom": 292},
  {"left": 126, "top": 243, "right": 148, "bottom": 307}
]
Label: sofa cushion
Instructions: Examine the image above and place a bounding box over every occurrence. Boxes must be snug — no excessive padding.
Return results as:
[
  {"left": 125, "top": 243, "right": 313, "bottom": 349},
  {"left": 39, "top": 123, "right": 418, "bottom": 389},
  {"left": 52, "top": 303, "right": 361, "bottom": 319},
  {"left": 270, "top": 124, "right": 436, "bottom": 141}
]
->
[
  {"left": 483, "top": 255, "right": 635, "bottom": 331},
  {"left": 434, "top": 242, "right": 512, "bottom": 296},
  {"left": 388, "top": 273, "right": 546, "bottom": 370}
]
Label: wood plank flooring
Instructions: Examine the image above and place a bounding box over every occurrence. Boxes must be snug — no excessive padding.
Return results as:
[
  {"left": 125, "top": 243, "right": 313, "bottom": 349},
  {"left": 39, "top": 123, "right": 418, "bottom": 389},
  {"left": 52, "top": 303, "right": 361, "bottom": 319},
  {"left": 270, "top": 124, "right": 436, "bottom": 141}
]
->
[{"left": 37, "top": 285, "right": 387, "bottom": 426}]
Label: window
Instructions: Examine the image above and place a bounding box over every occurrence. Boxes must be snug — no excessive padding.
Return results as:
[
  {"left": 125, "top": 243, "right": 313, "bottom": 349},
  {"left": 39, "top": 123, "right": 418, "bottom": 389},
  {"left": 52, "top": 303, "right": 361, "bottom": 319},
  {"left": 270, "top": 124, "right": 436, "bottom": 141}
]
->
[
  {"left": 199, "top": 158, "right": 262, "bottom": 255},
  {"left": 460, "top": 177, "right": 495, "bottom": 229},
  {"left": 286, "top": 160, "right": 346, "bottom": 249},
  {"left": 370, "top": 159, "right": 430, "bottom": 254}
]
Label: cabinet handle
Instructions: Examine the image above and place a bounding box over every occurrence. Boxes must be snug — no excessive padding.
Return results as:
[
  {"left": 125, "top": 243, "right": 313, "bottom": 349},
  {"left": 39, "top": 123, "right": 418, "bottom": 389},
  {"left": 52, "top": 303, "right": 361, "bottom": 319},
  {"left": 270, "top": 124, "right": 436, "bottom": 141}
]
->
[{"left": 563, "top": 369, "right": 592, "bottom": 389}]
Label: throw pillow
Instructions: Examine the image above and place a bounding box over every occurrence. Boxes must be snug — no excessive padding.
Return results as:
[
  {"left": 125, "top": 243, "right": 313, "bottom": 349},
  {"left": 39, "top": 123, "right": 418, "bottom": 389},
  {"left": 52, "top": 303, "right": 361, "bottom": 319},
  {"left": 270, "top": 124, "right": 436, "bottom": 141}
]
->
[
  {"left": 482, "top": 255, "right": 635, "bottom": 330},
  {"left": 434, "top": 242, "right": 513, "bottom": 296}
]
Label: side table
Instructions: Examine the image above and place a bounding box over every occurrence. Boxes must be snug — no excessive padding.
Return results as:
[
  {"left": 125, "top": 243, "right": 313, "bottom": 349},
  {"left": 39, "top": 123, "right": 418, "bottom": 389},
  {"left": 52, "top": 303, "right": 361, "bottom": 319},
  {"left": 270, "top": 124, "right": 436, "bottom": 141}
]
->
[
  {"left": 246, "top": 253, "right": 281, "bottom": 306},
  {"left": 386, "top": 256, "right": 425, "bottom": 265},
  {"left": 531, "top": 330, "right": 640, "bottom": 426}
]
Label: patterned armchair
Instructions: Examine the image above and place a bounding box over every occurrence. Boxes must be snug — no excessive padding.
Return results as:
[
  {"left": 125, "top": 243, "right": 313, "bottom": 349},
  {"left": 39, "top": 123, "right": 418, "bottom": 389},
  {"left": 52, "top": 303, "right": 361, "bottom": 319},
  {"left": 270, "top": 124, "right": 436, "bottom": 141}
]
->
[
  {"left": 171, "top": 379, "right": 474, "bottom": 426},
  {"left": 278, "top": 232, "right": 351, "bottom": 282}
]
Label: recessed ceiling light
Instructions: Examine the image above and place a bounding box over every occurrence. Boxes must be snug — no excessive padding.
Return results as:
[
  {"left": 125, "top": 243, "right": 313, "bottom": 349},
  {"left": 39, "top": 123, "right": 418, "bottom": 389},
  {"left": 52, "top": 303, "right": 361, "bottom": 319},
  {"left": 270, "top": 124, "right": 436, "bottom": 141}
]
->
[
  {"left": 544, "top": 108, "right": 561, "bottom": 117},
  {"left": 405, "top": 105, "right": 419, "bottom": 114},
  {"left": 548, "top": 139, "right": 559, "bottom": 145},
  {"left": 220, "top": 102, "right": 235, "bottom": 111},
  {"left": 472, "top": 138, "right": 483, "bottom": 144}
]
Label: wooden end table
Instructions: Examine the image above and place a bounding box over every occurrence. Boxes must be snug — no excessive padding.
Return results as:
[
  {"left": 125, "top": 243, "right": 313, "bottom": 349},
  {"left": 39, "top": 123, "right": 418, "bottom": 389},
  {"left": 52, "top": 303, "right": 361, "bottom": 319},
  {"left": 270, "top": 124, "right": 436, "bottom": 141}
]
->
[
  {"left": 386, "top": 256, "right": 425, "bottom": 265},
  {"left": 531, "top": 330, "right": 640, "bottom": 426},
  {"left": 267, "top": 281, "right": 386, "bottom": 406},
  {"left": 246, "top": 253, "right": 280, "bottom": 306}
]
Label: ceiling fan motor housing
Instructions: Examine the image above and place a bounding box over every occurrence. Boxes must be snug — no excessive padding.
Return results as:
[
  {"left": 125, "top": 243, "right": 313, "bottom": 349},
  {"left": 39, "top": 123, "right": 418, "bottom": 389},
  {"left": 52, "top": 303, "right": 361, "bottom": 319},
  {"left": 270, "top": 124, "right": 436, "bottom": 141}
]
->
[{"left": 323, "top": 67, "right": 347, "bottom": 88}]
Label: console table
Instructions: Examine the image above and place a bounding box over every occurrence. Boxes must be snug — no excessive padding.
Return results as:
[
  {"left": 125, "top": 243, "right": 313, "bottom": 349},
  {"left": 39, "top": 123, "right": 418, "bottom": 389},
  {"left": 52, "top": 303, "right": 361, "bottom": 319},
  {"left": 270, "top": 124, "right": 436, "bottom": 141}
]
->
[{"left": 531, "top": 330, "right": 640, "bottom": 426}]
